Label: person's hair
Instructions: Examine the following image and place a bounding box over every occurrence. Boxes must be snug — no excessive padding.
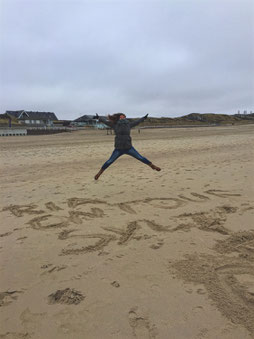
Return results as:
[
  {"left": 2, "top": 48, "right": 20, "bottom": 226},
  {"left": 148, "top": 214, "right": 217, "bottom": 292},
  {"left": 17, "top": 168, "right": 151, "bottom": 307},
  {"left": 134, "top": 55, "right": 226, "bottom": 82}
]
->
[{"left": 108, "top": 113, "right": 126, "bottom": 123}]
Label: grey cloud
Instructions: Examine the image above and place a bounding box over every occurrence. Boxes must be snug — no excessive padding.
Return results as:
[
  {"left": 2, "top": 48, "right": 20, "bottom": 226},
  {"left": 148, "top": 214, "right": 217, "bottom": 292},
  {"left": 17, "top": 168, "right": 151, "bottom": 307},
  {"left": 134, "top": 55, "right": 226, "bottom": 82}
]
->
[{"left": 0, "top": 0, "right": 253, "bottom": 119}]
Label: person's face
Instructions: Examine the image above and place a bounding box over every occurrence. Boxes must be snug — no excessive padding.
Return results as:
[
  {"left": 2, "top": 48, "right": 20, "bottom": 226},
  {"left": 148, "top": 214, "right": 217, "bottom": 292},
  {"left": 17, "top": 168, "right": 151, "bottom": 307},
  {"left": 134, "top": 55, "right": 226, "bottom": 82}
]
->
[{"left": 119, "top": 114, "right": 126, "bottom": 119}]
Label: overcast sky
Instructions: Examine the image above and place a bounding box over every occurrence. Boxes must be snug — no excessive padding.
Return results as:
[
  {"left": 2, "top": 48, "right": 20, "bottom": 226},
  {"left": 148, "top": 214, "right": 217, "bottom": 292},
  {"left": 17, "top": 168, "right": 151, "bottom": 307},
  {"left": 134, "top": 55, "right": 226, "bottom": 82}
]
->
[{"left": 0, "top": 0, "right": 253, "bottom": 119}]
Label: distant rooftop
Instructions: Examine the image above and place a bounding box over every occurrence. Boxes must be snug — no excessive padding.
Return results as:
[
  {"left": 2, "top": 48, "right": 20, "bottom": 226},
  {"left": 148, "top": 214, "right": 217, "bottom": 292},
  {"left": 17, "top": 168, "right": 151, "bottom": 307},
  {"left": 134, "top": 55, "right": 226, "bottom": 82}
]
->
[{"left": 6, "top": 110, "right": 58, "bottom": 120}]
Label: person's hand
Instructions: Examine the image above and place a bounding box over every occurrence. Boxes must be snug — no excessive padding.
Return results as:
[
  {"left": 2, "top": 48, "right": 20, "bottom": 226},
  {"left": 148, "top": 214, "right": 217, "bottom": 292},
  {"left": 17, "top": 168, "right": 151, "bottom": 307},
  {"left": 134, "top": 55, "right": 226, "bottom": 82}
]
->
[{"left": 144, "top": 113, "right": 148, "bottom": 119}]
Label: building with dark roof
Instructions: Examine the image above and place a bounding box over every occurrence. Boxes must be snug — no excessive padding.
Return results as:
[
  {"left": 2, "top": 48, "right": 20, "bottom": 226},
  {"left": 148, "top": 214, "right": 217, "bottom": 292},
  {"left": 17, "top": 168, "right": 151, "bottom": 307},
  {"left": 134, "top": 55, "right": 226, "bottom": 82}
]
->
[
  {"left": 73, "top": 114, "right": 107, "bottom": 129},
  {"left": 6, "top": 110, "right": 58, "bottom": 126}
]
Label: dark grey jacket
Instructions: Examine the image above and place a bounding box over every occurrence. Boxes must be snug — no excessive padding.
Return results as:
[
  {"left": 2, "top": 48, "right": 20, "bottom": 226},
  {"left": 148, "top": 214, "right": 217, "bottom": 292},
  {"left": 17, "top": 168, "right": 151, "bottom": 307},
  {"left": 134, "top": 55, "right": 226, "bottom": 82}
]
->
[{"left": 98, "top": 116, "right": 146, "bottom": 149}]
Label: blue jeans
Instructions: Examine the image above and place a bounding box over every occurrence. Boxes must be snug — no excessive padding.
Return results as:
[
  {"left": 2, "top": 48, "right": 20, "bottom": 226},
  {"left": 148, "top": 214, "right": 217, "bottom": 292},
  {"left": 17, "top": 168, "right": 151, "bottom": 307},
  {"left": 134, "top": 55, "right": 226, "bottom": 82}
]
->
[{"left": 101, "top": 146, "right": 151, "bottom": 170}]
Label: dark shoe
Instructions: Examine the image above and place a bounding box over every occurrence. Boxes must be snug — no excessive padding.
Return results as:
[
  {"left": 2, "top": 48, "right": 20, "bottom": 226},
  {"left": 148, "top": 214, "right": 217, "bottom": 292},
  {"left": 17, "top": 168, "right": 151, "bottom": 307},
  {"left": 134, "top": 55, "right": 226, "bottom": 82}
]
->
[
  {"left": 94, "top": 169, "right": 104, "bottom": 180},
  {"left": 150, "top": 163, "right": 161, "bottom": 171}
]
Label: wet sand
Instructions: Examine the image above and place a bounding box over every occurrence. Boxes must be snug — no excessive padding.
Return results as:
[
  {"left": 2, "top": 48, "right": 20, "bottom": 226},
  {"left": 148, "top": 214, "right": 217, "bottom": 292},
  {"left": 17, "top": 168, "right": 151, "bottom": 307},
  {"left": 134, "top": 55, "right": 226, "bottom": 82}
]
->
[{"left": 0, "top": 124, "right": 254, "bottom": 338}]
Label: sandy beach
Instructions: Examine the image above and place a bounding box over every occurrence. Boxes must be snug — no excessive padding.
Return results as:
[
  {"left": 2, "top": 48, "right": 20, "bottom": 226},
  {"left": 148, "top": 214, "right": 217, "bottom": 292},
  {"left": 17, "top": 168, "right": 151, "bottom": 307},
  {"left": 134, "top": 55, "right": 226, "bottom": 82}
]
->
[{"left": 0, "top": 124, "right": 254, "bottom": 339}]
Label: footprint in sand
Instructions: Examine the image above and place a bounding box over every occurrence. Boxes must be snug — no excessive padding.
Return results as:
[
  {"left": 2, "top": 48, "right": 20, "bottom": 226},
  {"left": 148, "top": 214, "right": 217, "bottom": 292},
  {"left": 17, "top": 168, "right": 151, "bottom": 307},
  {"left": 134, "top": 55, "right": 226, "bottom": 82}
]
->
[
  {"left": 128, "top": 307, "right": 158, "bottom": 338},
  {"left": 111, "top": 281, "right": 120, "bottom": 288},
  {"left": 0, "top": 290, "right": 23, "bottom": 307},
  {"left": 19, "top": 308, "right": 47, "bottom": 332},
  {"left": 150, "top": 239, "right": 164, "bottom": 250}
]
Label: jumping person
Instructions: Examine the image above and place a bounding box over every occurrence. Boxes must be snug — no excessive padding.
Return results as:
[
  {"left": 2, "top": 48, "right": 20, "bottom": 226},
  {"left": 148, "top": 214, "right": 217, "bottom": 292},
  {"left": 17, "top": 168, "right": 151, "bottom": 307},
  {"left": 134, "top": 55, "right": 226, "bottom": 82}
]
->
[{"left": 94, "top": 113, "right": 161, "bottom": 180}]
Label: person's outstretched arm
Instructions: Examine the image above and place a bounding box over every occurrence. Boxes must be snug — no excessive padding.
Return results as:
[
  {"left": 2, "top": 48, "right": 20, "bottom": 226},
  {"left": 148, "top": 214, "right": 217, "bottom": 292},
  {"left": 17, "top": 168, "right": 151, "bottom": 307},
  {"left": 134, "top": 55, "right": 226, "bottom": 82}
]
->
[
  {"left": 94, "top": 114, "right": 114, "bottom": 128},
  {"left": 129, "top": 114, "right": 148, "bottom": 128}
]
